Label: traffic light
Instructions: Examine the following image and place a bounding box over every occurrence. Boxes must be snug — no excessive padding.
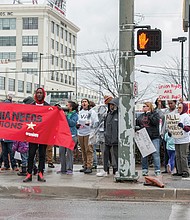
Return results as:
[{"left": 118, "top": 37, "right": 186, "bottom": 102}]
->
[{"left": 137, "top": 29, "right": 162, "bottom": 52}]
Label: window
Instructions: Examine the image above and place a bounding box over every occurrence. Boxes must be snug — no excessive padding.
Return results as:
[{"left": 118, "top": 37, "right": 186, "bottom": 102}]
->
[
  {"left": 51, "top": 55, "right": 54, "bottom": 65},
  {"left": 0, "top": 18, "right": 16, "bottom": 30},
  {"left": 0, "top": 52, "right": 16, "bottom": 60},
  {"left": 51, "top": 21, "right": 54, "bottom": 33},
  {"left": 55, "top": 56, "right": 58, "bottom": 66},
  {"left": 56, "top": 72, "right": 59, "bottom": 81},
  {"left": 22, "top": 36, "right": 38, "bottom": 46},
  {"left": 64, "top": 60, "right": 67, "bottom": 69},
  {"left": 61, "top": 27, "right": 63, "bottom": 39},
  {"left": 60, "top": 73, "right": 63, "bottom": 82},
  {"left": 69, "top": 48, "right": 71, "bottom": 57},
  {"left": 65, "top": 75, "right": 67, "bottom": 84},
  {"left": 73, "top": 50, "right": 75, "bottom": 59},
  {"left": 69, "top": 33, "right": 71, "bottom": 43},
  {"left": 61, "top": 44, "right": 63, "bottom": 53},
  {"left": 61, "top": 59, "right": 63, "bottom": 68},
  {"left": 56, "top": 41, "right": 59, "bottom": 51},
  {"left": 69, "top": 76, "right": 71, "bottom": 85},
  {"left": 18, "top": 80, "right": 24, "bottom": 92},
  {"left": 73, "top": 35, "right": 76, "bottom": 46},
  {"left": 72, "top": 77, "right": 75, "bottom": 86},
  {"left": 56, "top": 24, "right": 59, "bottom": 36},
  {"left": 65, "top": 46, "right": 67, "bottom": 55},
  {"left": 51, "top": 39, "right": 54, "bottom": 50},
  {"left": 23, "top": 17, "right": 38, "bottom": 29},
  {"left": 0, "top": 36, "right": 16, "bottom": 46},
  {"left": 22, "top": 52, "right": 37, "bottom": 62},
  {"left": 34, "top": 83, "right": 38, "bottom": 90},
  {"left": 8, "top": 78, "right": 15, "bottom": 91},
  {"left": 73, "top": 64, "right": 75, "bottom": 72},
  {"left": 22, "top": 68, "right": 38, "bottom": 75},
  {"left": 69, "top": 62, "right": 71, "bottom": 70},
  {"left": 26, "top": 82, "right": 32, "bottom": 93},
  {"left": 51, "top": 71, "right": 54, "bottom": 80},
  {"left": 0, "top": 76, "right": 5, "bottom": 90},
  {"left": 65, "top": 30, "right": 67, "bottom": 41}
]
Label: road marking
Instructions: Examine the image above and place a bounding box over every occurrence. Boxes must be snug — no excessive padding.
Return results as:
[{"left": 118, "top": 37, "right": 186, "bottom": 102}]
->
[{"left": 169, "top": 204, "right": 190, "bottom": 220}]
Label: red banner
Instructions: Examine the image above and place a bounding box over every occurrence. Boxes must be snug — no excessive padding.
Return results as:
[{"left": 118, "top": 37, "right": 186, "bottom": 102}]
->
[{"left": 0, "top": 103, "right": 74, "bottom": 150}]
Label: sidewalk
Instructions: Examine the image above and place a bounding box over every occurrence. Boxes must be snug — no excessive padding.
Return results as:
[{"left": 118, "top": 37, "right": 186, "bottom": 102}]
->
[{"left": 0, "top": 164, "right": 190, "bottom": 201}]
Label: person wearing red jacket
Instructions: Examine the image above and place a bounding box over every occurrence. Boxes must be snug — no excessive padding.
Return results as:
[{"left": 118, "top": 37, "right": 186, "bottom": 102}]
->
[{"left": 23, "top": 87, "right": 49, "bottom": 182}]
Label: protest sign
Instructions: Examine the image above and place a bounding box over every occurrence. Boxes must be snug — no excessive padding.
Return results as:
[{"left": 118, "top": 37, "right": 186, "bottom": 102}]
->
[
  {"left": 158, "top": 84, "right": 182, "bottom": 100},
  {"left": 135, "top": 128, "right": 156, "bottom": 158},
  {"left": 166, "top": 113, "right": 183, "bottom": 138}
]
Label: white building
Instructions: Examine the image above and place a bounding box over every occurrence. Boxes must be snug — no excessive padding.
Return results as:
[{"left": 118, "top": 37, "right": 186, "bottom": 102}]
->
[{"left": 0, "top": 1, "right": 80, "bottom": 102}]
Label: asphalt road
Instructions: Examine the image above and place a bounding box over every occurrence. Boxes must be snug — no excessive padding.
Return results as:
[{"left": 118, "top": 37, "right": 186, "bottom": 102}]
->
[{"left": 0, "top": 198, "right": 190, "bottom": 219}]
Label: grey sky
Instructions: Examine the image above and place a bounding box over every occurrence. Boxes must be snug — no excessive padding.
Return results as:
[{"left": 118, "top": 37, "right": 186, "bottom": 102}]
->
[{"left": 1, "top": 0, "right": 188, "bottom": 96}]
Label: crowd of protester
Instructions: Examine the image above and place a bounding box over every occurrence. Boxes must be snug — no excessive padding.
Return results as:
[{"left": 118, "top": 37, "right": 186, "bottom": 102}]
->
[{"left": 1, "top": 88, "right": 190, "bottom": 182}]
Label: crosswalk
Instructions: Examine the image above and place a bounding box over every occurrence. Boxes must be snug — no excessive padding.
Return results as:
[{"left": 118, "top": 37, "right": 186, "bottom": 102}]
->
[{"left": 169, "top": 204, "right": 190, "bottom": 220}]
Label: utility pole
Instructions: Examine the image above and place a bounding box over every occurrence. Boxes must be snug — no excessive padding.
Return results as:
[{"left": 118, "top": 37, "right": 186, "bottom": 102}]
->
[{"left": 116, "top": 0, "right": 138, "bottom": 181}]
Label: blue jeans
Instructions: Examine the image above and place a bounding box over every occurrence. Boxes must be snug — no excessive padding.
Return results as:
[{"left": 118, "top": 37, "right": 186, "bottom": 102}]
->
[
  {"left": 142, "top": 138, "right": 160, "bottom": 173},
  {"left": 167, "top": 149, "right": 175, "bottom": 171},
  {"left": 21, "top": 152, "right": 28, "bottom": 167},
  {"left": 1, "top": 141, "right": 17, "bottom": 169}
]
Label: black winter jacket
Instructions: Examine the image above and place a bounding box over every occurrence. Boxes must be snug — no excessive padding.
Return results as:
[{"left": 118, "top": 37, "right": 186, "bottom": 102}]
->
[{"left": 136, "top": 110, "right": 160, "bottom": 140}]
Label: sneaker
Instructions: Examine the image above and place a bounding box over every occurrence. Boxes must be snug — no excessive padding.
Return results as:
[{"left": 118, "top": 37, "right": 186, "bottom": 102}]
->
[
  {"left": 172, "top": 173, "right": 182, "bottom": 176},
  {"left": 155, "top": 171, "right": 161, "bottom": 176},
  {"left": 48, "top": 163, "right": 55, "bottom": 168},
  {"left": 142, "top": 170, "right": 148, "bottom": 176},
  {"left": 56, "top": 170, "right": 66, "bottom": 174},
  {"left": 66, "top": 170, "right": 73, "bottom": 175},
  {"left": 161, "top": 170, "right": 168, "bottom": 174},
  {"left": 182, "top": 172, "right": 189, "bottom": 178},
  {"left": 84, "top": 168, "right": 92, "bottom": 174},
  {"left": 80, "top": 167, "right": 87, "bottom": 172},
  {"left": 96, "top": 170, "right": 108, "bottom": 177}
]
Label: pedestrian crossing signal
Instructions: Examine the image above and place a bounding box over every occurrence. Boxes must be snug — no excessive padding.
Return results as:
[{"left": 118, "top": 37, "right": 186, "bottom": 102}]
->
[{"left": 137, "top": 29, "right": 162, "bottom": 52}]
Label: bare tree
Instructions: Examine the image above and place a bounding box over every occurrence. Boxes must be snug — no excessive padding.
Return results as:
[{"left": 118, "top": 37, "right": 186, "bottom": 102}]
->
[
  {"left": 161, "top": 57, "right": 188, "bottom": 100},
  {"left": 79, "top": 40, "right": 119, "bottom": 97}
]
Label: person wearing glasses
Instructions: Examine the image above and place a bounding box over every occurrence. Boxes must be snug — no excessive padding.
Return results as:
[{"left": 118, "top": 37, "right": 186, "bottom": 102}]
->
[
  {"left": 136, "top": 102, "right": 160, "bottom": 176},
  {"left": 172, "top": 102, "right": 190, "bottom": 178}
]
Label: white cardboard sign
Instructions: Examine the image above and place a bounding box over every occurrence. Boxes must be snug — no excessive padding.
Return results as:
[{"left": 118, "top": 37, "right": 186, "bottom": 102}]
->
[
  {"left": 135, "top": 128, "right": 156, "bottom": 158},
  {"left": 166, "top": 114, "right": 183, "bottom": 138},
  {"left": 158, "top": 84, "right": 182, "bottom": 100}
]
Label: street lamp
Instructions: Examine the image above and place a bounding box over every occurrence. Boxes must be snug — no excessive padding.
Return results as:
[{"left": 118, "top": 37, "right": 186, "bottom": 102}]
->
[
  {"left": 172, "top": 37, "right": 187, "bottom": 98},
  {"left": 39, "top": 53, "right": 43, "bottom": 87}
]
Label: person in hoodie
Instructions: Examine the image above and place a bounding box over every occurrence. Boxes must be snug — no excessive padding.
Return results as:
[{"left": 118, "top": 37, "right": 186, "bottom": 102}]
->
[
  {"left": 172, "top": 102, "right": 190, "bottom": 178},
  {"left": 23, "top": 87, "right": 49, "bottom": 183},
  {"left": 136, "top": 101, "right": 160, "bottom": 176},
  {"left": 96, "top": 97, "right": 119, "bottom": 177}
]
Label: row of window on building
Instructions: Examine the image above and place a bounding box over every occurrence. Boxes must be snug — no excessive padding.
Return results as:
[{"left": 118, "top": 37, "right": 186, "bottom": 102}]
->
[
  {"left": 50, "top": 71, "right": 75, "bottom": 85},
  {"left": 0, "top": 76, "right": 38, "bottom": 93},
  {"left": 0, "top": 18, "right": 76, "bottom": 45},
  {"left": 51, "top": 21, "right": 76, "bottom": 45}
]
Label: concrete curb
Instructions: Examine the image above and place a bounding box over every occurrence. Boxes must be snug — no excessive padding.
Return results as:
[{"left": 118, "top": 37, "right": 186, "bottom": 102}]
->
[{"left": 0, "top": 185, "right": 190, "bottom": 201}]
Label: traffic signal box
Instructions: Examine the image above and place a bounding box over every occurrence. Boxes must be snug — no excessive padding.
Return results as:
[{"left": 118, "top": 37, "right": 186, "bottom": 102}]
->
[{"left": 137, "top": 29, "right": 162, "bottom": 52}]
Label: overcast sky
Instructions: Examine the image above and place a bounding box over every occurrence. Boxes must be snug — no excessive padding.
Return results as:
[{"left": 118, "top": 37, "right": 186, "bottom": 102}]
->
[{"left": 1, "top": 0, "right": 188, "bottom": 98}]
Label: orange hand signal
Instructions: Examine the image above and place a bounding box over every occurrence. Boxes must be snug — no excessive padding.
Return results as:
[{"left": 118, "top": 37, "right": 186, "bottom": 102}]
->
[{"left": 138, "top": 33, "right": 149, "bottom": 49}]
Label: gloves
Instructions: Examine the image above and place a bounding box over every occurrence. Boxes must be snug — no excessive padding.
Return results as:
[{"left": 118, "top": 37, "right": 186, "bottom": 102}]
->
[
  {"left": 178, "top": 122, "right": 184, "bottom": 128},
  {"left": 168, "top": 132, "right": 172, "bottom": 137}
]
